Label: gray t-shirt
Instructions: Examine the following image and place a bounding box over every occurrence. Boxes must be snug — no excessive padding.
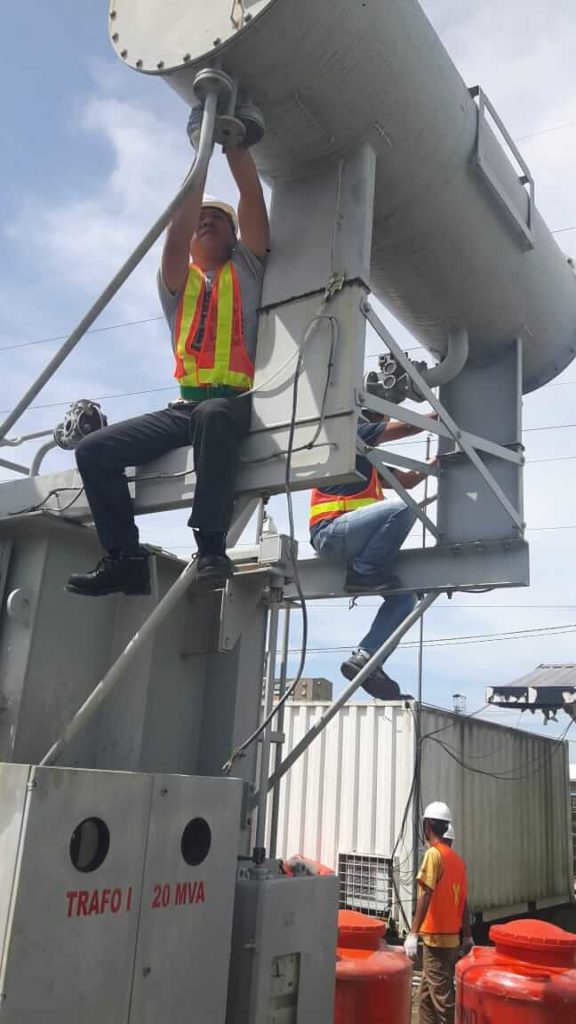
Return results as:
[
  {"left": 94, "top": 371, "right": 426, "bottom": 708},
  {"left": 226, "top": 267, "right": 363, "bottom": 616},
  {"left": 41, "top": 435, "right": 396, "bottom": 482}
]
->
[{"left": 157, "top": 242, "right": 266, "bottom": 364}]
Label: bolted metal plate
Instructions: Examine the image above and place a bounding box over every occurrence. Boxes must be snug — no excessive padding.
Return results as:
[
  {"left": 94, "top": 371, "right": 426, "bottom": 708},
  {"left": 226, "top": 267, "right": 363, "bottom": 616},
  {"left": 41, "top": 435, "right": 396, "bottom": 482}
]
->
[
  {"left": 130, "top": 774, "right": 243, "bottom": 1024},
  {"left": 109, "top": 0, "right": 275, "bottom": 73},
  {"left": 0, "top": 765, "right": 153, "bottom": 1023}
]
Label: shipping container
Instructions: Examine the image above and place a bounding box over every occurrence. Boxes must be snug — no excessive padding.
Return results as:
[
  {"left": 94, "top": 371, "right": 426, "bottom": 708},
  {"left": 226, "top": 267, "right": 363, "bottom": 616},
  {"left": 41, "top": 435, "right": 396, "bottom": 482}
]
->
[{"left": 270, "top": 703, "right": 573, "bottom": 926}]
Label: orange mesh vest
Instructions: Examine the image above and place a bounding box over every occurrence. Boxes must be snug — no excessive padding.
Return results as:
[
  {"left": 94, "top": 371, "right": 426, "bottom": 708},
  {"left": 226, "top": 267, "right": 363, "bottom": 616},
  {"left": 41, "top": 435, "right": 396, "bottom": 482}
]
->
[
  {"left": 309, "top": 467, "right": 383, "bottom": 529},
  {"left": 421, "top": 843, "right": 467, "bottom": 936},
  {"left": 174, "top": 262, "right": 254, "bottom": 394}
]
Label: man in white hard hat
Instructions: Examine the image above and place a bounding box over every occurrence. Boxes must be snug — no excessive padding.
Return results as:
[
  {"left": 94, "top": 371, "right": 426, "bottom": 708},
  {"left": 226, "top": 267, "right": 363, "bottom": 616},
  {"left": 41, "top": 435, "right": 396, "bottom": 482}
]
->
[
  {"left": 404, "top": 801, "right": 473, "bottom": 1024},
  {"left": 67, "top": 110, "right": 269, "bottom": 596}
]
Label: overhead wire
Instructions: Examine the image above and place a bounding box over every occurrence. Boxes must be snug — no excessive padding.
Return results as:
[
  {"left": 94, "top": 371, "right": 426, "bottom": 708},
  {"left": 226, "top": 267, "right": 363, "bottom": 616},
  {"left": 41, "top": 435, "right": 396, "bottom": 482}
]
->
[{"left": 292, "top": 621, "right": 576, "bottom": 654}]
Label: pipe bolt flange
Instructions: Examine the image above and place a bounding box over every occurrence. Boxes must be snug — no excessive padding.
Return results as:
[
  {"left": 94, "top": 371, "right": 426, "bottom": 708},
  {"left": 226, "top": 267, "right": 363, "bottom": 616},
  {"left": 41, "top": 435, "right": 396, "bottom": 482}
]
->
[
  {"left": 193, "top": 67, "right": 234, "bottom": 111},
  {"left": 235, "top": 102, "right": 266, "bottom": 147},
  {"left": 214, "top": 115, "right": 246, "bottom": 148}
]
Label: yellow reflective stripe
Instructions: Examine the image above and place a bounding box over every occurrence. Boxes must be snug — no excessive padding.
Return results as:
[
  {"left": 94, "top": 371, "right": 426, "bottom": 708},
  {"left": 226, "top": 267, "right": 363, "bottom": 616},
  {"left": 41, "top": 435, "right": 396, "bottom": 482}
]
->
[
  {"left": 176, "top": 266, "right": 204, "bottom": 386},
  {"left": 311, "top": 497, "right": 378, "bottom": 517}
]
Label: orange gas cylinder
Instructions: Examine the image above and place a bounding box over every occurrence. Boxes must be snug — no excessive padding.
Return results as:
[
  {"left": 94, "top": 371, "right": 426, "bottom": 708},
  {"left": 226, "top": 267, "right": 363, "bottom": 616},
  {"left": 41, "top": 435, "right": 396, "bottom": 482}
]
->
[
  {"left": 335, "top": 910, "right": 412, "bottom": 1024},
  {"left": 456, "top": 919, "right": 576, "bottom": 1023}
]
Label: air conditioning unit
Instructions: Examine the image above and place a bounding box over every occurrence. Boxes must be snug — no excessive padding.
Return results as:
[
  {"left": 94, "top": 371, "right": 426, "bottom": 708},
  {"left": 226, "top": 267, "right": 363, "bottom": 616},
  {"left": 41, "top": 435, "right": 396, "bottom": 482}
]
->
[{"left": 337, "top": 852, "right": 397, "bottom": 918}]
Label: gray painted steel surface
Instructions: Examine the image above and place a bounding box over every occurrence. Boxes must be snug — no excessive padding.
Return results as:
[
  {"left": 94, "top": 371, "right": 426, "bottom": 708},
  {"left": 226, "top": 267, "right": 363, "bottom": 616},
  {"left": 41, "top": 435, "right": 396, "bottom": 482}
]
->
[
  {"left": 0, "top": 765, "right": 243, "bottom": 1022},
  {"left": 272, "top": 702, "right": 573, "bottom": 921},
  {"left": 0, "top": 764, "right": 152, "bottom": 1022},
  {"left": 110, "top": 0, "right": 576, "bottom": 391}
]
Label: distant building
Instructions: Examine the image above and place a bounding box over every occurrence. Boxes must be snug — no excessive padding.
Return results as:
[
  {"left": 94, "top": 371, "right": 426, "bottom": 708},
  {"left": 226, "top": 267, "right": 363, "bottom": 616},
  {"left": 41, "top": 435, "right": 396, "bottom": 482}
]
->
[{"left": 291, "top": 677, "right": 333, "bottom": 702}]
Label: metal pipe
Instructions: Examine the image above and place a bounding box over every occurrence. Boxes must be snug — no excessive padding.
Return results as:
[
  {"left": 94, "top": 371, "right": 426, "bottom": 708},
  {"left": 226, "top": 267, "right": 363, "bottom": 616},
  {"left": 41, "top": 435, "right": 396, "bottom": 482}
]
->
[
  {"left": 40, "top": 557, "right": 200, "bottom": 766},
  {"left": 268, "top": 607, "right": 291, "bottom": 858},
  {"left": 0, "top": 429, "right": 53, "bottom": 448},
  {"left": 30, "top": 440, "right": 58, "bottom": 476},
  {"left": 0, "top": 86, "right": 219, "bottom": 443},
  {"left": 227, "top": 495, "right": 260, "bottom": 547},
  {"left": 253, "top": 594, "right": 281, "bottom": 863},
  {"left": 250, "top": 592, "right": 439, "bottom": 808},
  {"left": 412, "top": 434, "right": 431, "bottom": 912},
  {"left": 0, "top": 457, "right": 29, "bottom": 475},
  {"left": 420, "top": 328, "right": 469, "bottom": 388}
]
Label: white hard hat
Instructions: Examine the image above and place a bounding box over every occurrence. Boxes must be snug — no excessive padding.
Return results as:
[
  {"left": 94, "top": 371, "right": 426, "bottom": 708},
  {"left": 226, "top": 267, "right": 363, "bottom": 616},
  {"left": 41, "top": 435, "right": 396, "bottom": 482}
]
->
[
  {"left": 201, "top": 196, "right": 238, "bottom": 235},
  {"left": 423, "top": 801, "right": 452, "bottom": 822},
  {"left": 444, "top": 823, "right": 455, "bottom": 841}
]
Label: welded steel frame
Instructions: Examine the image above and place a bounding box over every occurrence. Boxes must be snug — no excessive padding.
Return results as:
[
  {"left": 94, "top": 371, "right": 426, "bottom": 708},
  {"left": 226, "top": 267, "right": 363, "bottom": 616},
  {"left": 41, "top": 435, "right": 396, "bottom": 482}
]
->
[{"left": 360, "top": 301, "right": 525, "bottom": 533}]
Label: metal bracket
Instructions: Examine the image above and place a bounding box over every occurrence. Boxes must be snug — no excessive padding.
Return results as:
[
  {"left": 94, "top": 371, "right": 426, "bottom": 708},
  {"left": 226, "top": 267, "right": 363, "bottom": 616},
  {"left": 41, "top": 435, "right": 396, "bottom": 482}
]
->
[
  {"left": 219, "top": 572, "right": 271, "bottom": 652},
  {"left": 369, "top": 456, "right": 440, "bottom": 541},
  {"left": 361, "top": 302, "right": 524, "bottom": 531}
]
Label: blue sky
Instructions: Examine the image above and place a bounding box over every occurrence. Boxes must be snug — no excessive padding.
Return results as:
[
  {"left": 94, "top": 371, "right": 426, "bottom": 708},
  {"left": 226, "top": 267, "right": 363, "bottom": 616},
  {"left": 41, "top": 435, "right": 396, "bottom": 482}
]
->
[{"left": 1, "top": 1, "right": 576, "bottom": 756}]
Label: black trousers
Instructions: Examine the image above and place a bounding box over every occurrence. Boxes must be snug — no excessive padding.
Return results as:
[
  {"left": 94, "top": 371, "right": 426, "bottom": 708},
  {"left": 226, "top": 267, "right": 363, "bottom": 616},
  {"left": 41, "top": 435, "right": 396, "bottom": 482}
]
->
[{"left": 75, "top": 396, "right": 251, "bottom": 553}]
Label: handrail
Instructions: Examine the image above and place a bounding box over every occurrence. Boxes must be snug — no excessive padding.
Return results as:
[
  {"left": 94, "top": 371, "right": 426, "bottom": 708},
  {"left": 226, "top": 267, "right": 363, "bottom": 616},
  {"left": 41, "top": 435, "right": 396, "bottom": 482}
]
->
[{"left": 0, "top": 84, "right": 219, "bottom": 443}]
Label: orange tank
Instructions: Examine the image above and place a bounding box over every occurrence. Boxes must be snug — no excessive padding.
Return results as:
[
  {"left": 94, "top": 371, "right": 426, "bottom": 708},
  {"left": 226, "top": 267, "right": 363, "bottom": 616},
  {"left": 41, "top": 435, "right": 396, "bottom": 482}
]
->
[
  {"left": 456, "top": 919, "right": 576, "bottom": 1023},
  {"left": 335, "top": 910, "right": 412, "bottom": 1024}
]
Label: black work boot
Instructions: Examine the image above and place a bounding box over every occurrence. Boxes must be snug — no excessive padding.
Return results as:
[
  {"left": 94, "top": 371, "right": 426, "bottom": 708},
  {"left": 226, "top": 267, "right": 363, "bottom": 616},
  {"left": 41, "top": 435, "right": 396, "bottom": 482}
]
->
[
  {"left": 190, "top": 554, "right": 234, "bottom": 589},
  {"left": 66, "top": 550, "right": 151, "bottom": 597},
  {"left": 340, "top": 649, "right": 402, "bottom": 700}
]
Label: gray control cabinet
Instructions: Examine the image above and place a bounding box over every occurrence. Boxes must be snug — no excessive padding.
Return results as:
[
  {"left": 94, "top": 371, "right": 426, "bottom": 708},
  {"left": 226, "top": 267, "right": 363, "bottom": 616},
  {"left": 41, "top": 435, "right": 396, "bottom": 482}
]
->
[
  {"left": 226, "top": 873, "right": 338, "bottom": 1024},
  {"left": 0, "top": 764, "right": 242, "bottom": 1023}
]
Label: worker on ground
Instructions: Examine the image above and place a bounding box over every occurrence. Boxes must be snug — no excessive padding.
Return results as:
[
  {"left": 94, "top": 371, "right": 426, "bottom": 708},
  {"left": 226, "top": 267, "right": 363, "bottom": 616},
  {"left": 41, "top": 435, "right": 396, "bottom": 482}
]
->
[
  {"left": 66, "top": 111, "right": 270, "bottom": 597},
  {"left": 404, "top": 802, "right": 473, "bottom": 1024},
  {"left": 309, "top": 410, "right": 434, "bottom": 699}
]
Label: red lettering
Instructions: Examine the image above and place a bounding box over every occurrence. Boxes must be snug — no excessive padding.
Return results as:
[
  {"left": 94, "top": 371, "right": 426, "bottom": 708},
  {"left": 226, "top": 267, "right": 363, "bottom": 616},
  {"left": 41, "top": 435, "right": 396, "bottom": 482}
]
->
[
  {"left": 195, "top": 881, "right": 205, "bottom": 904},
  {"left": 126, "top": 886, "right": 133, "bottom": 912},
  {"left": 66, "top": 891, "right": 78, "bottom": 918},
  {"left": 88, "top": 890, "right": 100, "bottom": 915},
  {"left": 77, "top": 891, "right": 89, "bottom": 917},
  {"left": 111, "top": 889, "right": 122, "bottom": 914},
  {"left": 101, "top": 889, "right": 111, "bottom": 914},
  {"left": 175, "top": 882, "right": 187, "bottom": 906},
  {"left": 152, "top": 885, "right": 162, "bottom": 909},
  {"left": 161, "top": 884, "right": 170, "bottom": 908}
]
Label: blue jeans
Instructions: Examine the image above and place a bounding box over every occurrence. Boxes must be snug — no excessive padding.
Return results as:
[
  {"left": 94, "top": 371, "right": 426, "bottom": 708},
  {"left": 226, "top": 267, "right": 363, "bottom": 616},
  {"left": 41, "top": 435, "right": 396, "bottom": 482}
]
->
[{"left": 312, "top": 501, "right": 416, "bottom": 655}]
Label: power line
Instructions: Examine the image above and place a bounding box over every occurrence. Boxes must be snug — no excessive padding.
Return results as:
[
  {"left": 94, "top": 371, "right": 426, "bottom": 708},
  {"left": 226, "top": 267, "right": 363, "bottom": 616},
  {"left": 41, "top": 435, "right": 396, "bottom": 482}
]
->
[
  {"left": 287, "top": 602, "right": 576, "bottom": 610},
  {"left": 516, "top": 119, "right": 576, "bottom": 143},
  {"left": 295, "top": 621, "right": 576, "bottom": 654},
  {"left": 0, "top": 315, "right": 164, "bottom": 353}
]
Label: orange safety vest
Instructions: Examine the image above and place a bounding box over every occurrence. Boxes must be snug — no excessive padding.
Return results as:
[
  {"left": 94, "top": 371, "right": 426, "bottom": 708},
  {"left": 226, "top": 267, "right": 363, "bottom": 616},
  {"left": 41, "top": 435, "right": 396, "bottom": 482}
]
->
[
  {"left": 174, "top": 262, "right": 255, "bottom": 392},
  {"left": 421, "top": 842, "right": 467, "bottom": 937},
  {"left": 309, "top": 467, "right": 383, "bottom": 529}
]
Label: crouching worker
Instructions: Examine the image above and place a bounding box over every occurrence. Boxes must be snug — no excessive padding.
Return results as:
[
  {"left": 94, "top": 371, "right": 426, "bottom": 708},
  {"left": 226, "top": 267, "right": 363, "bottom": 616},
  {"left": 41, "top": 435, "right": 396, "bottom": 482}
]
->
[
  {"left": 66, "top": 126, "right": 270, "bottom": 597},
  {"left": 309, "top": 411, "right": 432, "bottom": 699}
]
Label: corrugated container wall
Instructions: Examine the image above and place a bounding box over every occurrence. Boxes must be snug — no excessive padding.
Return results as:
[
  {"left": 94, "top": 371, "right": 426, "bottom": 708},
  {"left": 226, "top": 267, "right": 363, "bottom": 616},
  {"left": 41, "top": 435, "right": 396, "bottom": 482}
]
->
[{"left": 272, "top": 704, "right": 573, "bottom": 923}]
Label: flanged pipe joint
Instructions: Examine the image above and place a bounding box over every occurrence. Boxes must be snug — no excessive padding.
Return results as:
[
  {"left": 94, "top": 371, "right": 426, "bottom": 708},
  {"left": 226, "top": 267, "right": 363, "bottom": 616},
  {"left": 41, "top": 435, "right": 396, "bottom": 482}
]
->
[
  {"left": 191, "top": 68, "right": 265, "bottom": 149},
  {"left": 364, "top": 328, "right": 469, "bottom": 406}
]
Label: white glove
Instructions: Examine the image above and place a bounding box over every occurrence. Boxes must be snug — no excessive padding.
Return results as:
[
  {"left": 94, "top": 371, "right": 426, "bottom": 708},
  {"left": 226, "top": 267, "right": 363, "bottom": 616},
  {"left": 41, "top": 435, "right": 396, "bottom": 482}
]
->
[
  {"left": 461, "top": 937, "right": 474, "bottom": 954},
  {"left": 404, "top": 933, "right": 419, "bottom": 961}
]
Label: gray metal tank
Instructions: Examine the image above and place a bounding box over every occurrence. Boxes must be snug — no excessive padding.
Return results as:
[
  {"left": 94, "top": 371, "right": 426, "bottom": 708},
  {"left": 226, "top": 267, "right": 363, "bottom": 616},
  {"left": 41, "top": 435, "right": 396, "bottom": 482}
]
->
[{"left": 108, "top": 0, "right": 576, "bottom": 392}]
